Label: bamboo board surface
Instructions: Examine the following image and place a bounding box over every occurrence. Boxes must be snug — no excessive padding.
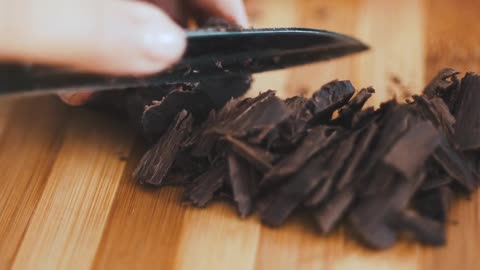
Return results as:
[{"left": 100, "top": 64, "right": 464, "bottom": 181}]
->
[{"left": 1, "top": 0, "right": 480, "bottom": 269}]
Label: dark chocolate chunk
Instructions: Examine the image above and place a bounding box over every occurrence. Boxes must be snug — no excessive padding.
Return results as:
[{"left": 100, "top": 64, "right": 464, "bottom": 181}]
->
[
  {"left": 312, "top": 187, "right": 354, "bottom": 234},
  {"left": 412, "top": 95, "right": 477, "bottom": 190},
  {"left": 350, "top": 171, "right": 426, "bottom": 249},
  {"left": 304, "top": 177, "right": 334, "bottom": 208},
  {"left": 335, "top": 87, "right": 375, "bottom": 127},
  {"left": 224, "top": 135, "right": 274, "bottom": 172},
  {"left": 336, "top": 123, "right": 378, "bottom": 189},
  {"left": 414, "top": 187, "right": 452, "bottom": 222},
  {"left": 162, "top": 170, "right": 195, "bottom": 186},
  {"left": 383, "top": 121, "right": 440, "bottom": 179},
  {"left": 228, "top": 153, "right": 260, "bottom": 217},
  {"left": 393, "top": 210, "right": 445, "bottom": 246},
  {"left": 352, "top": 104, "right": 415, "bottom": 187},
  {"left": 433, "top": 138, "right": 476, "bottom": 191},
  {"left": 284, "top": 96, "right": 313, "bottom": 122},
  {"left": 463, "top": 151, "right": 480, "bottom": 181},
  {"left": 87, "top": 85, "right": 183, "bottom": 129},
  {"left": 261, "top": 126, "right": 341, "bottom": 187},
  {"left": 257, "top": 117, "right": 308, "bottom": 152},
  {"left": 349, "top": 194, "right": 399, "bottom": 249},
  {"left": 191, "top": 110, "right": 218, "bottom": 158},
  {"left": 260, "top": 149, "right": 334, "bottom": 227},
  {"left": 413, "top": 95, "right": 455, "bottom": 141},
  {"left": 134, "top": 111, "right": 193, "bottom": 185},
  {"left": 142, "top": 88, "right": 213, "bottom": 141},
  {"left": 421, "top": 162, "right": 454, "bottom": 191},
  {"left": 225, "top": 93, "right": 292, "bottom": 137},
  {"left": 251, "top": 96, "right": 312, "bottom": 149},
  {"left": 304, "top": 130, "right": 359, "bottom": 207},
  {"left": 196, "top": 74, "right": 253, "bottom": 108},
  {"left": 454, "top": 73, "right": 480, "bottom": 150},
  {"left": 201, "top": 91, "right": 291, "bottom": 142},
  {"left": 181, "top": 110, "right": 215, "bottom": 149},
  {"left": 171, "top": 149, "right": 208, "bottom": 176},
  {"left": 423, "top": 68, "right": 460, "bottom": 103},
  {"left": 351, "top": 107, "right": 378, "bottom": 128},
  {"left": 184, "top": 162, "right": 227, "bottom": 207},
  {"left": 307, "top": 80, "right": 356, "bottom": 122}
]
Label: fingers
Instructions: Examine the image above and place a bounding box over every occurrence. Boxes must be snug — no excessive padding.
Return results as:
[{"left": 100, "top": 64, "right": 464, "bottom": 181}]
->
[
  {"left": 190, "top": 0, "right": 249, "bottom": 27},
  {"left": 59, "top": 91, "right": 94, "bottom": 106},
  {"left": 0, "top": 0, "right": 187, "bottom": 75},
  {"left": 141, "top": 0, "right": 188, "bottom": 25}
]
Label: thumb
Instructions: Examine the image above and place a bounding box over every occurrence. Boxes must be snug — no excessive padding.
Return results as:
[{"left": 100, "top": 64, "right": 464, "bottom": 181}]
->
[{"left": 0, "top": 0, "right": 186, "bottom": 75}]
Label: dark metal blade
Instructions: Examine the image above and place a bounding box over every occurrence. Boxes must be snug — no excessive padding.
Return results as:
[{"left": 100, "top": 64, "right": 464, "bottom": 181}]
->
[
  {"left": 0, "top": 28, "right": 368, "bottom": 97},
  {"left": 184, "top": 28, "right": 369, "bottom": 74}
]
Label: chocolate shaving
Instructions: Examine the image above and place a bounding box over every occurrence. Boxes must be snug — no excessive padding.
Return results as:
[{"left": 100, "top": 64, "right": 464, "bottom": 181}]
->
[
  {"left": 260, "top": 151, "right": 334, "bottom": 227},
  {"left": 225, "top": 135, "right": 274, "bottom": 172},
  {"left": 284, "top": 96, "right": 313, "bottom": 122},
  {"left": 184, "top": 162, "right": 227, "bottom": 207},
  {"left": 312, "top": 187, "right": 355, "bottom": 233},
  {"left": 307, "top": 80, "right": 355, "bottom": 122},
  {"left": 421, "top": 163, "right": 454, "bottom": 191},
  {"left": 414, "top": 187, "right": 452, "bottom": 222},
  {"left": 335, "top": 87, "right": 375, "bottom": 127},
  {"left": 383, "top": 121, "right": 440, "bottom": 179},
  {"left": 261, "top": 126, "right": 341, "bottom": 187},
  {"left": 134, "top": 111, "right": 193, "bottom": 185},
  {"left": 423, "top": 68, "right": 460, "bottom": 103},
  {"left": 454, "top": 73, "right": 480, "bottom": 150},
  {"left": 336, "top": 123, "right": 378, "bottom": 189},
  {"left": 142, "top": 88, "right": 213, "bottom": 141},
  {"left": 393, "top": 210, "right": 445, "bottom": 246},
  {"left": 349, "top": 171, "right": 426, "bottom": 249},
  {"left": 304, "top": 130, "right": 359, "bottom": 207},
  {"left": 228, "top": 153, "right": 259, "bottom": 217},
  {"left": 224, "top": 92, "right": 292, "bottom": 137}
]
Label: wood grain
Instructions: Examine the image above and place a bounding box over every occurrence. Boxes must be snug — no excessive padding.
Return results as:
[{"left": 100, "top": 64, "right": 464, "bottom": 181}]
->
[
  {"left": 93, "top": 145, "right": 186, "bottom": 270},
  {"left": 11, "top": 109, "right": 134, "bottom": 270},
  {"left": 174, "top": 204, "right": 260, "bottom": 270},
  {"left": 1, "top": 0, "right": 479, "bottom": 269},
  {"left": 0, "top": 98, "right": 14, "bottom": 138},
  {"left": 353, "top": 0, "right": 425, "bottom": 106},
  {"left": 423, "top": 0, "right": 480, "bottom": 79},
  {"left": 0, "top": 97, "right": 68, "bottom": 270}
]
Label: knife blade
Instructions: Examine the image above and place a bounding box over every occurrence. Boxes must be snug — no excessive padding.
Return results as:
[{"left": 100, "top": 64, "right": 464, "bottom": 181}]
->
[{"left": 0, "top": 28, "right": 368, "bottom": 97}]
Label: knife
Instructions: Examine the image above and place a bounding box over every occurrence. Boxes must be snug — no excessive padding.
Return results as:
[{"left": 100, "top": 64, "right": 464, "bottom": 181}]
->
[{"left": 0, "top": 28, "right": 369, "bottom": 97}]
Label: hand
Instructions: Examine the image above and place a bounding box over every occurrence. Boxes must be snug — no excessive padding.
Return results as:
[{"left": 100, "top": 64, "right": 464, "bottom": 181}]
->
[{"left": 0, "top": 0, "right": 248, "bottom": 105}]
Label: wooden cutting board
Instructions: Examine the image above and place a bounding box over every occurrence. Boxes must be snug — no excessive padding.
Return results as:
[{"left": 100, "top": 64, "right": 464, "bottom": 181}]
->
[{"left": 1, "top": 0, "right": 480, "bottom": 269}]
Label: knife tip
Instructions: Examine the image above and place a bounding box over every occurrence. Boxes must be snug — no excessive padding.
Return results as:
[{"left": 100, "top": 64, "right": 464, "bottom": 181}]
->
[{"left": 356, "top": 42, "right": 370, "bottom": 52}]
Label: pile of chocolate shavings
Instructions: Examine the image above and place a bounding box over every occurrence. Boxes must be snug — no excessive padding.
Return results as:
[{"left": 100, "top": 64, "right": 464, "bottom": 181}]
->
[
  {"left": 83, "top": 21, "right": 480, "bottom": 248},
  {"left": 120, "top": 69, "right": 480, "bottom": 250}
]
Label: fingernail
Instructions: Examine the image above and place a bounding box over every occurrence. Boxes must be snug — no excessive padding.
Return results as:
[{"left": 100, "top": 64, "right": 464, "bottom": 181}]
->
[
  {"left": 140, "top": 18, "right": 186, "bottom": 66},
  {"left": 234, "top": 2, "right": 250, "bottom": 28},
  {"left": 236, "top": 11, "right": 249, "bottom": 28},
  {"left": 237, "top": 15, "right": 249, "bottom": 28}
]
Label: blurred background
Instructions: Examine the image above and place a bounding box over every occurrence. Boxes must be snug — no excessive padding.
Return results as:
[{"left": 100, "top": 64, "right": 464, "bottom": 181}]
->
[{"left": 245, "top": 0, "right": 480, "bottom": 107}]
